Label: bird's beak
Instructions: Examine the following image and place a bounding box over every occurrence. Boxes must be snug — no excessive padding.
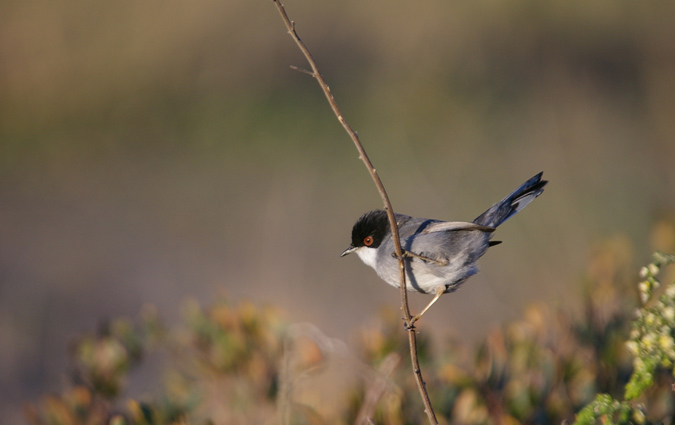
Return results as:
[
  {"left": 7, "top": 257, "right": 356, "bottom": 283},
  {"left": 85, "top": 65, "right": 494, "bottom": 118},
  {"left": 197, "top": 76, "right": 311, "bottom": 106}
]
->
[{"left": 341, "top": 245, "right": 357, "bottom": 257}]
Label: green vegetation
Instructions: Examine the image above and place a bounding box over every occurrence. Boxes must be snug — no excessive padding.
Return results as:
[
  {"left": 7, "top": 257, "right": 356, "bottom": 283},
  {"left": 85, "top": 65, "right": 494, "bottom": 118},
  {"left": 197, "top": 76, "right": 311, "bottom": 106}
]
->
[
  {"left": 576, "top": 251, "right": 675, "bottom": 425},
  {"left": 24, "top": 247, "right": 675, "bottom": 424}
]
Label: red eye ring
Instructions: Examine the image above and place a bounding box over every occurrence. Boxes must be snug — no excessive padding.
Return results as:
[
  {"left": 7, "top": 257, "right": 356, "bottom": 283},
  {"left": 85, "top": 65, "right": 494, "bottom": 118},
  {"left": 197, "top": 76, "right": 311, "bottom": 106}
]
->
[{"left": 363, "top": 236, "right": 374, "bottom": 246}]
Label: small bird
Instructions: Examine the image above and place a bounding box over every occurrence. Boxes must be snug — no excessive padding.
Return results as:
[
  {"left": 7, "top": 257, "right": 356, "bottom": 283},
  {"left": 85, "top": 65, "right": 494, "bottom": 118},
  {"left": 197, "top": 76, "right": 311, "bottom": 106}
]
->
[{"left": 341, "top": 172, "right": 547, "bottom": 324}]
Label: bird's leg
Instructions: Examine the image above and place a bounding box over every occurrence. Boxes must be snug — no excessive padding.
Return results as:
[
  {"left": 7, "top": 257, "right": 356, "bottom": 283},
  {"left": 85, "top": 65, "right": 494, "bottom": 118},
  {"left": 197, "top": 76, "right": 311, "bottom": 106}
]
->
[
  {"left": 392, "top": 250, "right": 448, "bottom": 266},
  {"left": 408, "top": 286, "right": 445, "bottom": 327}
]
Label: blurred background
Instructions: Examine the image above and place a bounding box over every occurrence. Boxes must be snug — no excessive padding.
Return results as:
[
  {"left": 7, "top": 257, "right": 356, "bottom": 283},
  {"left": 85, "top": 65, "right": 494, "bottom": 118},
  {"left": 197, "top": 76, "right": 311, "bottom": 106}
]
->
[{"left": 1, "top": 0, "right": 674, "bottom": 422}]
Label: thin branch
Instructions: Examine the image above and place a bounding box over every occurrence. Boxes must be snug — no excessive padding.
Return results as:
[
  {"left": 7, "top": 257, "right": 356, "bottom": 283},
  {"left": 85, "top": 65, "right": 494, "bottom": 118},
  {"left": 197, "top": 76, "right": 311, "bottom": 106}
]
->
[
  {"left": 289, "top": 65, "right": 314, "bottom": 76},
  {"left": 271, "top": 1, "right": 439, "bottom": 424},
  {"left": 354, "top": 353, "right": 400, "bottom": 425}
]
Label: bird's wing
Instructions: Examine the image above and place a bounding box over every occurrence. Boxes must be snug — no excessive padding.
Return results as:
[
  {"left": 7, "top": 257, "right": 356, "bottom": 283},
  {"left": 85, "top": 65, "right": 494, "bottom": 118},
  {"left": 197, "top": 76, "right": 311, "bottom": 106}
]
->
[{"left": 421, "top": 221, "right": 495, "bottom": 234}]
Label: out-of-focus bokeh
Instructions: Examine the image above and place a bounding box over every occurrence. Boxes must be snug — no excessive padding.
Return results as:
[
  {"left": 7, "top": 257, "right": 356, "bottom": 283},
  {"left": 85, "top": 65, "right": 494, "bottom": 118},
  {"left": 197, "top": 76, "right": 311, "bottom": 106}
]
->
[{"left": 1, "top": 0, "right": 674, "bottom": 422}]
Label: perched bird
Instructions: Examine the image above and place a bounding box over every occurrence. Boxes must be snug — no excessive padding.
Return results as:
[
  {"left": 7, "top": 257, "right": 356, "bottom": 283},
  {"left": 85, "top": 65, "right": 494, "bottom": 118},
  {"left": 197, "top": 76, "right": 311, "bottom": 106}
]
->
[{"left": 341, "top": 172, "right": 547, "bottom": 324}]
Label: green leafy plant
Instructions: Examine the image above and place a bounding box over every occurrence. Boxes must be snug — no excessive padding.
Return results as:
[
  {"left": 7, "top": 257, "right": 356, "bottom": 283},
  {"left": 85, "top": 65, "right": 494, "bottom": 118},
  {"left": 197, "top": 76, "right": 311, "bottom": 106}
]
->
[
  {"left": 575, "top": 251, "right": 675, "bottom": 425},
  {"left": 24, "top": 247, "right": 675, "bottom": 425}
]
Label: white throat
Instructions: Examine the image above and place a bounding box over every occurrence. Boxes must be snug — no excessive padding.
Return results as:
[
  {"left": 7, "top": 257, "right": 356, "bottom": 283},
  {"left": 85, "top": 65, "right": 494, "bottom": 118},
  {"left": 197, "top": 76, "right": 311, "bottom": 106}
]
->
[{"left": 355, "top": 247, "right": 378, "bottom": 270}]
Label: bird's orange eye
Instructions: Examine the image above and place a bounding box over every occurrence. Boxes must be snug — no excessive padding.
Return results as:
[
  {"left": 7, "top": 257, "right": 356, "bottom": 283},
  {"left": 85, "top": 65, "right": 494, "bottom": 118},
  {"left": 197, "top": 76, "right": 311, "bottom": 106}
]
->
[{"left": 363, "top": 236, "right": 374, "bottom": 246}]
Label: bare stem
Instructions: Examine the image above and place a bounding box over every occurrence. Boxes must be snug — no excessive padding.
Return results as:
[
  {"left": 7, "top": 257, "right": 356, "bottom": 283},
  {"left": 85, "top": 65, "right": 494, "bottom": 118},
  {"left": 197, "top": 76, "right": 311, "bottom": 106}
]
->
[
  {"left": 271, "top": 1, "right": 439, "bottom": 424},
  {"left": 354, "top": 353, "right": 400, "bottom": 425}
]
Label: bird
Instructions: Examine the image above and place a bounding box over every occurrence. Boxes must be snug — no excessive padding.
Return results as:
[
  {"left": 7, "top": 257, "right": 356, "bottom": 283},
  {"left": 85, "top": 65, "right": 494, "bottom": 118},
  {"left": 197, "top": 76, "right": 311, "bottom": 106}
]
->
[{"left": 341, "top": 172, "right": 547, "bottom": 325}]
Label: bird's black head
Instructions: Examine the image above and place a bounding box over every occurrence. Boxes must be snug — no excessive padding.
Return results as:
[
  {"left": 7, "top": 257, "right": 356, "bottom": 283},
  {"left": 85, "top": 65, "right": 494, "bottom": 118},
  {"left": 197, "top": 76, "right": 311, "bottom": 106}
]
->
[{"left": 347, "top": 209, "right": 390, "bottom": 251}]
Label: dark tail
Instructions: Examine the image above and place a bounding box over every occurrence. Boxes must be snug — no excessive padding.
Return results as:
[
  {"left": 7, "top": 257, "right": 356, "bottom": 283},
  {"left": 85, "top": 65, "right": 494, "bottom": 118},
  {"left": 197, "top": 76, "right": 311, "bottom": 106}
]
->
[{"left": 473, "top": 172, "right": 547, "bottom": 228}]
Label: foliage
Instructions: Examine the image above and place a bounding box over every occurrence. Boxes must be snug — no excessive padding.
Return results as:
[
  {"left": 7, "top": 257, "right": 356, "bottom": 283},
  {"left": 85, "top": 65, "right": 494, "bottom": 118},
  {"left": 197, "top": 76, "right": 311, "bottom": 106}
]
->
[
  {"left": 575, "top": 251, "right": 675, "bottom": 425},
  {"left": 25, "top": 247, "right": 675, "bottom": 425}
]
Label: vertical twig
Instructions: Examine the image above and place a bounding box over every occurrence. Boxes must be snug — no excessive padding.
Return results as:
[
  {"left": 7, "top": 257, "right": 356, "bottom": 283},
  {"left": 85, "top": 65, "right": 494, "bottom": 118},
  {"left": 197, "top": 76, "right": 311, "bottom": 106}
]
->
[
  {"left": 271, "top": 1, "right": 439, "bottom": 424},
  {"left": 354, "top": 352, "right": 400, "bottom": 425}
]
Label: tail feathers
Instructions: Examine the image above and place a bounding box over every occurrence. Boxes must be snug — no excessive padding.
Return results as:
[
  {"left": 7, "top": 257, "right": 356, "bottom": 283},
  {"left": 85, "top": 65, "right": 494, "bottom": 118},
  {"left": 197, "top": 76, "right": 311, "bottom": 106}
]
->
[{"left": 473, "top": 172, "right": 547, "bottom": 228}]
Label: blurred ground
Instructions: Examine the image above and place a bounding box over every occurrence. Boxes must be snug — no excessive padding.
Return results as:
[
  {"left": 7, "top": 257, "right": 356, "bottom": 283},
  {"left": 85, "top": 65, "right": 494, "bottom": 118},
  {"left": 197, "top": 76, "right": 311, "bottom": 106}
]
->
[{"left": 1, "top": 0, "right": 674, "bottom": 423}]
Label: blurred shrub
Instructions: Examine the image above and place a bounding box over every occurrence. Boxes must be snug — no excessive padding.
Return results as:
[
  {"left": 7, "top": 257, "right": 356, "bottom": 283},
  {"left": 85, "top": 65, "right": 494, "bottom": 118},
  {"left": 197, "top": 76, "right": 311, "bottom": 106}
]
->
[{"left": 25, "top": 244, "right": 675, "bottom": 425}]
